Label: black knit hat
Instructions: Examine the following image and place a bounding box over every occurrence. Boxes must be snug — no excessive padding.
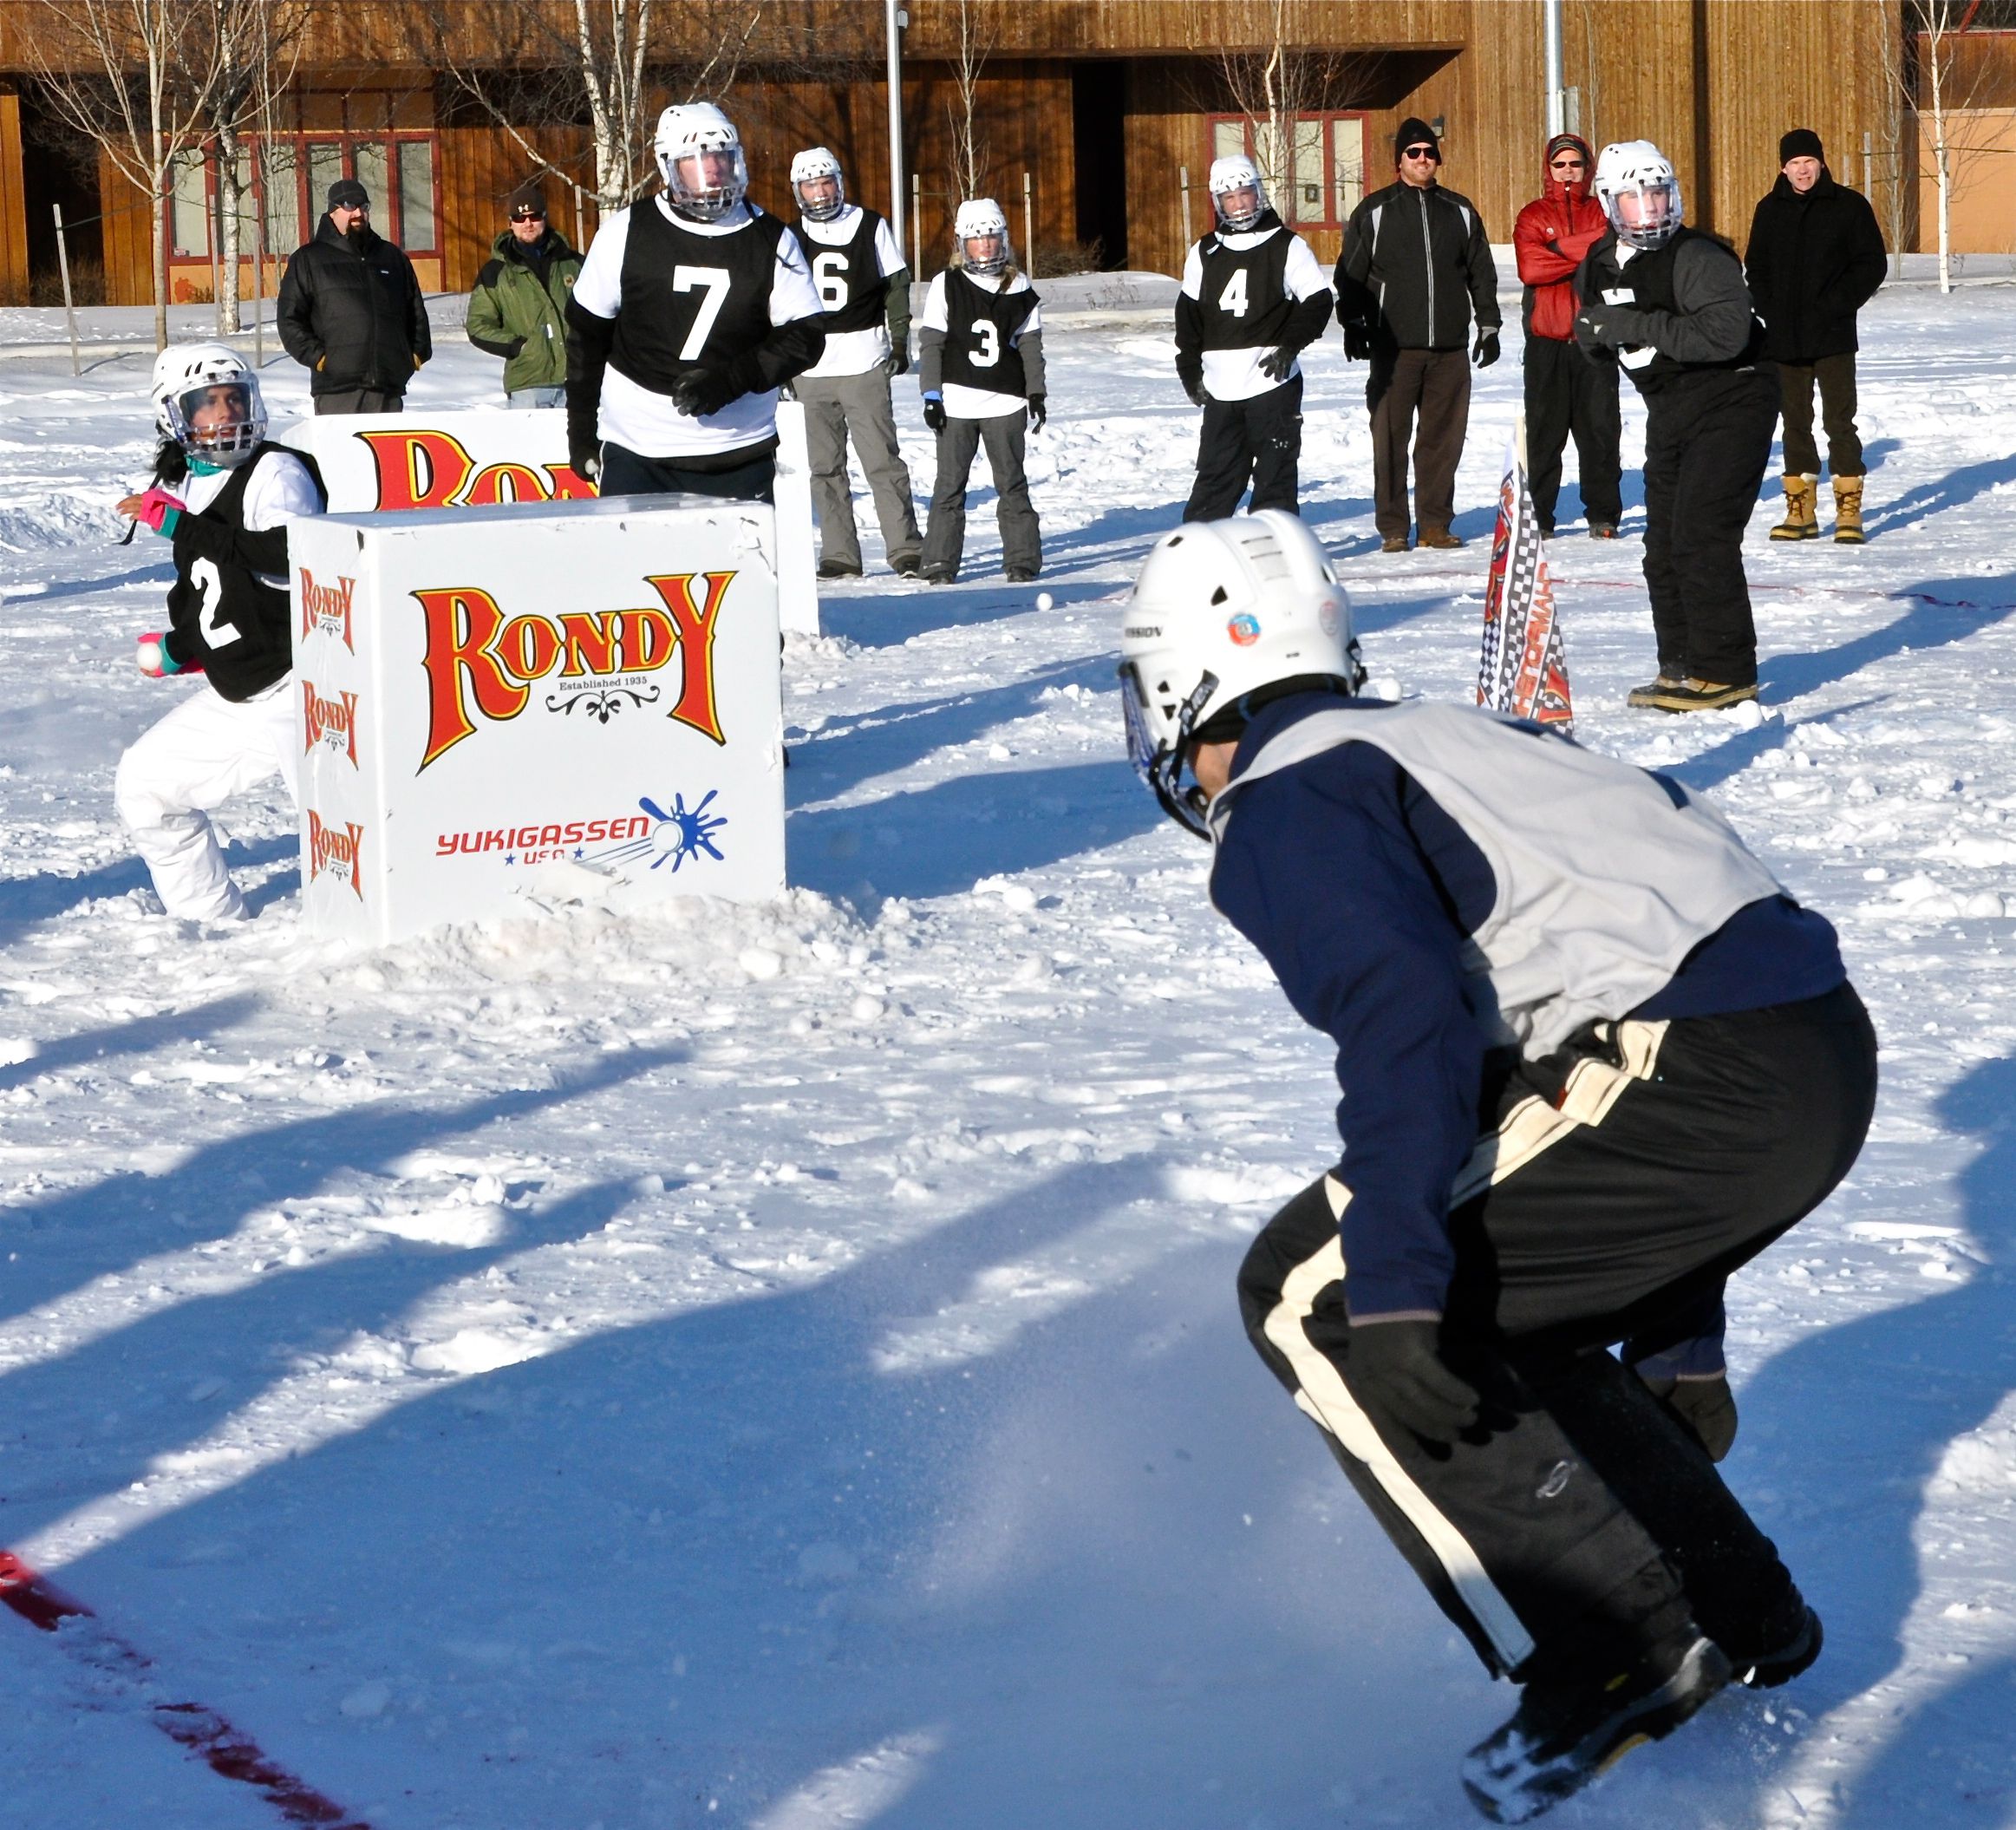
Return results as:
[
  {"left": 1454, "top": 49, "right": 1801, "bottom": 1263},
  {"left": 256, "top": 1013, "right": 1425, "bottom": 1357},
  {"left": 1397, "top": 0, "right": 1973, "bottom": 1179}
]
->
[
  {"left": 1779, "top": 127, "right": 1826, "bottom": 166},
  {"left": 1395, "top": 116, "right": 1442, "bottom": 165},
  {"left": 326, "top": 177, "right": 369, "bottom": 212}
]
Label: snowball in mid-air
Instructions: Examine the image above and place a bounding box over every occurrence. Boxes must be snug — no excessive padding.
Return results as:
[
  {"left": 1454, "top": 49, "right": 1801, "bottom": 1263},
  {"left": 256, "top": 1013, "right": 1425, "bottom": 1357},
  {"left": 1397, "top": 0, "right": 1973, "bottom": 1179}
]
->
[{"left": 1035, "top": 591, "right": 1054, "bottom": 611}]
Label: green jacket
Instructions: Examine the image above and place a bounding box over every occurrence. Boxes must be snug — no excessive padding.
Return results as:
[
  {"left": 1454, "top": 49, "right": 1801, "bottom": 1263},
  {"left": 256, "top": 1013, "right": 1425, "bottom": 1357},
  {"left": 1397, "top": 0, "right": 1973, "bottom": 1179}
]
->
[{"left": 465, "top": 228, "right": 583, "bottom": 392}]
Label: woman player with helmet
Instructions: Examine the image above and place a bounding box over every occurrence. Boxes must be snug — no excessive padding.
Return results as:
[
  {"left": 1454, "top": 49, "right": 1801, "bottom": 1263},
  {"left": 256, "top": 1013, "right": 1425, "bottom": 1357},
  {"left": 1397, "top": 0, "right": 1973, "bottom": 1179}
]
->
[{"left": 114, "top": 343, "right": 324, "bottom": 922}]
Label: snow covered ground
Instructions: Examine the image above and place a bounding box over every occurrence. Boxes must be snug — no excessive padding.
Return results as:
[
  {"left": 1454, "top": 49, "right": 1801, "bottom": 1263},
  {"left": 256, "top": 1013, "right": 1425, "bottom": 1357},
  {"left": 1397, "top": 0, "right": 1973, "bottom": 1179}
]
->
[{"left": 1, "top": 278, "right": 2014, "bottom": 1830}]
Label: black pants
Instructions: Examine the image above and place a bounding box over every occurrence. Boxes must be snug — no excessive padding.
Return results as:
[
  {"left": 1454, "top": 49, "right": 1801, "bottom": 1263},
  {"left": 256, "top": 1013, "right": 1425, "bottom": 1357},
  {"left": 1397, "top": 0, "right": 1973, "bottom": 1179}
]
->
[
  {"left": 599, "top": 441, "right": 777, "bottom": 505},
  {"left": 314, "top": 389, "right": 404, "bottom": 415},
  {"left": 1183, "top": 376, "right": 1302, "bottom": 521},
  {"left": 1641, "top": 367, "right": 1778, "bottom": 687},
  {"left": 1237, "top": 984, "right": 1876, "bottom": 1679},
  {"left": 1523, "top": 337, "right": 1622, "bottom": 531},
  {"left": 1778, "top": 352, "right": 1863, "bottom": 478}
]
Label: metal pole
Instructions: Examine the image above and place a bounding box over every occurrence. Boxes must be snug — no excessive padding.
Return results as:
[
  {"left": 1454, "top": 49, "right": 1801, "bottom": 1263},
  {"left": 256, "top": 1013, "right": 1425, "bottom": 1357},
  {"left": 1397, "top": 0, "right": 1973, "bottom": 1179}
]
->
[
  {"left": 1863, "top": 128, "right": 1874, "bottom": 198},
  {"left": 912, "top": 169, "right": 923, "bottom": 274},
  {"left": 1544, "top": 0, "right": 1566, "bottom": 139},
  {"left": 1178, "top": 166, "right": 1191, "bottom": 250},
  {"left": 885, "top": 0, "right": 905, "bottom": 256},
  {"left": 53, "top": 204, "right": 80, "bottom": 377},
  {"left": 1022, "top": 170, "right": 1033, "bottom": 277}
]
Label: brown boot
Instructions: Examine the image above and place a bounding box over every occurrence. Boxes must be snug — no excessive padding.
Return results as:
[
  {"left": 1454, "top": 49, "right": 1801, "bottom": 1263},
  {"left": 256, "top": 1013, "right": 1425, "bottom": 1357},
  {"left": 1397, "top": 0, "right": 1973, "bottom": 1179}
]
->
[
  {"left": 1419, "top": 526, "right": 1464, "bottom": 550},
  {"left": 1833, "top": 475, "right": 1865, "bottom": 545},
  {"left": 1770, "top": 474, "right": 1819, "bottom": 541}
]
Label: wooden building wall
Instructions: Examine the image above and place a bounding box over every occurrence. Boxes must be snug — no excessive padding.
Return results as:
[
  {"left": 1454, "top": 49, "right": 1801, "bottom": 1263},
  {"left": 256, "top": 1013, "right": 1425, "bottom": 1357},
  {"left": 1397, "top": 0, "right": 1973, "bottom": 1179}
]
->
[{"left": 0, "top": 84, "right": 28, "bottom": 300}]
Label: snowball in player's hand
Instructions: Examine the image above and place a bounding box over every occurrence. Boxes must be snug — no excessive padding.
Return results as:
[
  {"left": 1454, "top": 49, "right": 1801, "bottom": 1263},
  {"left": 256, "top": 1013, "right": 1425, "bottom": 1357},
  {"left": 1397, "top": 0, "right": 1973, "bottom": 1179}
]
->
[{"left": 135, "top": 631, "right": 198, "bottom": 678}]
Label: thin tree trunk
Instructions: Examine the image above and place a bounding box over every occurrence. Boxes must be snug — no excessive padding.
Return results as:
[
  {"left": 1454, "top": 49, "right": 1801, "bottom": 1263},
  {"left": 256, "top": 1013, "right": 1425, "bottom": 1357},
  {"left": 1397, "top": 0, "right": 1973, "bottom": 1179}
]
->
[{"left": 217, "top": 122, "right": 242, "bottom": 335}]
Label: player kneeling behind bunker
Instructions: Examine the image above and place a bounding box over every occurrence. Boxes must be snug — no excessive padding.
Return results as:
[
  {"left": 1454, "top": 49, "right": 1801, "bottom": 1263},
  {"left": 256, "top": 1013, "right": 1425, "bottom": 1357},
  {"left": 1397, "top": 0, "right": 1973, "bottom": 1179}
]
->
[{"left": 1119, "top": 512, "right": 1873, "bottom": 1821}]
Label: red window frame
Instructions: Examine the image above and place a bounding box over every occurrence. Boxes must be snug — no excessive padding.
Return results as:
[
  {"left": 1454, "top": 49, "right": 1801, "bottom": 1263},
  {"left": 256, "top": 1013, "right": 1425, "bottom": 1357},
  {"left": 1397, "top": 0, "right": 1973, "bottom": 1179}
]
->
[{"left": 1207, "top": 111, "right": 1370, "bottom": 232}]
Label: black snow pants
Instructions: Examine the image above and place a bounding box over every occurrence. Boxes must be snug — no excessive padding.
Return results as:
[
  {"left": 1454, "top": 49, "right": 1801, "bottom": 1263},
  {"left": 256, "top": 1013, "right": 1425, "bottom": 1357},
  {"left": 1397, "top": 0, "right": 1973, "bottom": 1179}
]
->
[
  {"left": 1237, "top": 983, "right": 1876, "bottom": 1680},
  {"left": 1183, "top": 376, "right": 1303, "bottom": 522},
  {"left": 1641, "top": 365, "right": 1779, "bottom": 688},
  {"left": 1523, "top": 336, "right": 1622, "bottom": 533}
]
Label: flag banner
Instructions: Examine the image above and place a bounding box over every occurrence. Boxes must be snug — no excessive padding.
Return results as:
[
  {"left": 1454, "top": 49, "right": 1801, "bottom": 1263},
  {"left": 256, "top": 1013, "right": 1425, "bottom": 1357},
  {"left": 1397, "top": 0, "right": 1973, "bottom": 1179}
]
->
[{"left": 1478, "top": 432, "right": 1574, "bottom": 731}]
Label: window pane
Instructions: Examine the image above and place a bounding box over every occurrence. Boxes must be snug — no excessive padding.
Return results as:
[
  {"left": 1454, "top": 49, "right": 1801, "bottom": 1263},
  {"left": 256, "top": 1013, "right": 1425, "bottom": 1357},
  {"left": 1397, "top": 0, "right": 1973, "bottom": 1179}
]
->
[
  {"left": 1293, "top": 117, "right": 1324, "bottom": 224},
  {"left": 307, "top": 141, "right": 343, "bottom": 220},
  {"left": 353, "top": 141, "right": 389, "bottom": 218},
  {"left": 1334, "top": 119, "right": 1366, "bottom": 225},
  {"left": 262, "top": 140, "right": 300, "bottom": 252},
  {"left": 1213, "top": 118, "right": 1249, "bottom": 162},
  {"left": 397, "top": 140, "right": 436, "bottom": 250},
  {"left": 171, "top": 152, "right": 209, "bottom": 257}
]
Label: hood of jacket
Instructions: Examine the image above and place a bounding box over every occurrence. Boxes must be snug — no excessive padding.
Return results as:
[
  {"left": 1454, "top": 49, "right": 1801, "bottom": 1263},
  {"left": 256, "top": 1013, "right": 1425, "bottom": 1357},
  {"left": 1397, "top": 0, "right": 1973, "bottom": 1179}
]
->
[
  {"left": 1543, "top": 133, "right": 1595, "bottom": 208},
  {"left": 315, "top": 213, "right": 385, "bottom": 258}
]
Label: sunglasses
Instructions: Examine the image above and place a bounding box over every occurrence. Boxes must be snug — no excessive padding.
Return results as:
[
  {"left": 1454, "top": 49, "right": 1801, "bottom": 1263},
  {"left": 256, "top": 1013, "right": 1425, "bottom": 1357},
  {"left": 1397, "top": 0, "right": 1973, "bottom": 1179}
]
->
[
  {"left": 1550, "top": 157, "right": 1587, "bottom": 169},
  {"left": 512, "top": 210, "right": 547, "bottom": 222},
  {"left": 1401, "top": 147, "right": 1440, "bottom": 162}
]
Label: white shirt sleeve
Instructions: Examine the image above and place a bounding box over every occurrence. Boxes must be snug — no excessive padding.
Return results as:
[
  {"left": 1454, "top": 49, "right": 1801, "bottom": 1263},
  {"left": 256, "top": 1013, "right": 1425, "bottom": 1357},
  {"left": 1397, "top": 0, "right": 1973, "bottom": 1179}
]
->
[
  {"left": 1181, "top": 242, "right": 1204, "bottom": 300},
  {"left": 919, "top": 271, "right": 950, "bottom": 332},
  {"left": 571, "top": 206, "right": 632, "bottom": 318},
  {"left": 244, "top": 451, "right": 323, "bottom": 531},
  {"left": 1285, "top": 235, "right": 1330, "bottom": 301},
  {"left": 873, "top": 216, "right": 907, "bottom": 277},
  {"left": 1013, "top": 274, "right": 1041, "bottom": 337},
  {"left": 770, "top": 225, "right": 823, "bottom": 324}
]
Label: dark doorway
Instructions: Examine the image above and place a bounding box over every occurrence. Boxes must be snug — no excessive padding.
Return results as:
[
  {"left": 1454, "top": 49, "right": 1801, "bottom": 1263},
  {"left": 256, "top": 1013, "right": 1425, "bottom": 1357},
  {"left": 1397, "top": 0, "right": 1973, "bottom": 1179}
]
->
[
  {"left": 1072, "top": 62, "right": 1127, "bottom": 270},
  {"left": 18, "top": 82, "right": 106, "bottom": 304}
]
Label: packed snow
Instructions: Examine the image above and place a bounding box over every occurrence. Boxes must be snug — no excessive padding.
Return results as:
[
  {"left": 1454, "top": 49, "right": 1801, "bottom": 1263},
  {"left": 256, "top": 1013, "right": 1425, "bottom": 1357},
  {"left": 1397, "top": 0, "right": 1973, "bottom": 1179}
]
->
[{"left": 1, "top": 274, "right": 2014, "bottom": 1829}]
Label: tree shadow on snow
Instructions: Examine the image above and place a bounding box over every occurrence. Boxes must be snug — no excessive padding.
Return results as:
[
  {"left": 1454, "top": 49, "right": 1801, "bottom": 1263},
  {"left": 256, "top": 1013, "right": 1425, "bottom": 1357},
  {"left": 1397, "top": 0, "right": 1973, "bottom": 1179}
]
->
[
  {"left": 44, "top": 1153, "right": 1488, "bottom": 1830},
  {"left": 1860, "top": 450, "right": 2016, "bottom": 540},
  {"left": 1728, "top": 1052, "right": 2016, "bottom": 1824},
  {"left": 1757, "top": 575, "right": 2016, "bottom": 706},
  {"left": 0, "top": 990, "right": 261, "bottom": 1097}
]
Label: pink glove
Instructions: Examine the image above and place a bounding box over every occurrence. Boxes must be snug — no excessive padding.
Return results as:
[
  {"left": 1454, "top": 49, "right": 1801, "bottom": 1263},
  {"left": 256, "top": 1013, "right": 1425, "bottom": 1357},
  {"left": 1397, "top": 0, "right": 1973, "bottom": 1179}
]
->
[
  {"left": 136, "top": 631, "right": 200, "bottom": 678},
  {"left": 133, "top": 487, "right": 185, "bottom": 535}
]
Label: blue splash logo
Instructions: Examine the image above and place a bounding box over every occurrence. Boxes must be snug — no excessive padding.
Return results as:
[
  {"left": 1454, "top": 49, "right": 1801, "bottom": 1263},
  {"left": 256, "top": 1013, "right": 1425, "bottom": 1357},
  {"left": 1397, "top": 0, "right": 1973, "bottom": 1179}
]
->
[{"left": 594, "top": 792, "right": 728, "bottom": 873}]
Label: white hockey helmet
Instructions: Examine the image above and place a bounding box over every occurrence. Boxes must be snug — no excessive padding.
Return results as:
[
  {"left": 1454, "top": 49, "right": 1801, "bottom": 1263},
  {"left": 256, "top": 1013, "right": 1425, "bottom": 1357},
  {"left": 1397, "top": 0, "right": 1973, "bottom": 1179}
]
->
[
  {"left": 654, "top": 102, "right": 748, "bottom": 222},
  {"left": 790, "top": 146, "right": 846, "bottom": 221},
  {"left": 955, "top": 197, "right": 1011, "bottom": 276},
  {"left": 1208, "top": 154, "right": 1268, "bottom": 232},
  {"left": 1119, "top": 512, "right": 1363, "bottom": 838},
  {"left": 150, "top": 341, "right": 266, "bottom": 468},
  {"left": 1593, "top": 140, "right": 1684, "bottom": 249}
]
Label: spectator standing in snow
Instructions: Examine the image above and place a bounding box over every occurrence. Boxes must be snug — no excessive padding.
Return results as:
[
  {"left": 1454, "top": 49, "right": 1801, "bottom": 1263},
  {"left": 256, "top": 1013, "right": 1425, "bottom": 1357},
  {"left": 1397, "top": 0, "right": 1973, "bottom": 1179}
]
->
[
  {"left": 787, "top": 147, "right": 923, "bottom": 579},
  {"left": 1118, "top": 510, "right": 1872, "bottom": 1822},
  {"left": 464, "top": 184, "right": 583, "bottom": 409},
  {"left": 564, "top": 102, "right": 825, "bottom": 502},
  {"left": 115, "top": 345, "right": 325, "bottom": 921},
  {"left": 1512, "top": 134, "right": 1621, "bottom": 539},
  {"left": 1335, "top": 118, "right": 1501, "bottom": 552},
  {"left": 1173, "top": 153, "right": 1333, "bottom": 522},
  {"left": 1744, "top": 129, "right": 1887, "bottom": 546},
  {"left": 1576, "top": 141, "right": 1778, "bottom": 715},
  {"left": 917, "top": 198, "right": 1045, "bottom": 584},
  {"left": 277, "top": 178, "right": 432, "bottom": 415}
]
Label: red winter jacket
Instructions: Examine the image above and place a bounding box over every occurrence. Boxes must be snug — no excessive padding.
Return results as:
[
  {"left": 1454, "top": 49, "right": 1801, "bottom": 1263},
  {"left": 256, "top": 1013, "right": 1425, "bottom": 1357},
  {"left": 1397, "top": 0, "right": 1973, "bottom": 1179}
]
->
[{"left": 1513, "top": 134, "right": 1606, "bottom": 343}]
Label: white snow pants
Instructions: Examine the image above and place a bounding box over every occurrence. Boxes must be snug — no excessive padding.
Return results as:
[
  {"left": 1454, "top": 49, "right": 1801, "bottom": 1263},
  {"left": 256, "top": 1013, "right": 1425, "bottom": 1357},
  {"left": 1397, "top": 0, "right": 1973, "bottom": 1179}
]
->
[{"left": 114, "top": 677, "right": 298, "bottom": 922}]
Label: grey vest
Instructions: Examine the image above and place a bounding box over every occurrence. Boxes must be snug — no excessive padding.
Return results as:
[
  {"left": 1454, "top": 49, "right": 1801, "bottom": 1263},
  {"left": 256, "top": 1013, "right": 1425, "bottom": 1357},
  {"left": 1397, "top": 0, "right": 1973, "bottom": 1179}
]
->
[{"left": 1210, "top": 702, "right": 1784, "bottom": 1054}]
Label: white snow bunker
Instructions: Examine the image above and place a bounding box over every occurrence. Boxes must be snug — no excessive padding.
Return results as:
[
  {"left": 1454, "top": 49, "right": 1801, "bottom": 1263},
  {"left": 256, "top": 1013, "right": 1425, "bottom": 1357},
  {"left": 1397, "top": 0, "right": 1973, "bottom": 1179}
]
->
[{"left": 290, "top": 496, "right": 786, "bottom": 944}]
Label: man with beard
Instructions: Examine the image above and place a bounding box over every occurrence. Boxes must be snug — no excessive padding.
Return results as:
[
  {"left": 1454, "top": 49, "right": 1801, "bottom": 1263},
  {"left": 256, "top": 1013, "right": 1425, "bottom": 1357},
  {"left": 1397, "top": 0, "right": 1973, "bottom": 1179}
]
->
[{"left": 277, "top": 177, "right": 432, "bottom": 415}]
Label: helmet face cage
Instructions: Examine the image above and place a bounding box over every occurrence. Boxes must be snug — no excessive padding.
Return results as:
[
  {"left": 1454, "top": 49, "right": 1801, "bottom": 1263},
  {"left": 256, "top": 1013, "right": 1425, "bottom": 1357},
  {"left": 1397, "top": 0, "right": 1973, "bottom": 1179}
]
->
[
  {"left": 791, "top": 150, "right": 845, "bottom": 221},
  {"left": 1608, "top": 178, "right": 1680, "bottom": 248},
  {"left": 1119, "top": 662, "right": 1220, "bottom": 841},
  {"left": 167, "top": 379, "right": 265, "bottom": 467},
  {"left": 657, "top": 113, "right": 748, "bottom": 221},
  {"left": 1210, "top": 157, "right": 1267, "bottom": 232},
  {"left": 956, "top": 201, "right": 1010, "bottom": 275}
]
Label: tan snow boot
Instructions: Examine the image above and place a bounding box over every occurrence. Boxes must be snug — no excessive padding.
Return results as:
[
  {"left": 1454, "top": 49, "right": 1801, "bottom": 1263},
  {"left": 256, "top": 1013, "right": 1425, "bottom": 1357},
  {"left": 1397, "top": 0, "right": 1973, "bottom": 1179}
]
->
[
  {"left": 1771, "top": 474, "right": 1819, "bottom": 540},
  {"left": 1833, "top": 475, "right": 1865, "bottom": 545}
]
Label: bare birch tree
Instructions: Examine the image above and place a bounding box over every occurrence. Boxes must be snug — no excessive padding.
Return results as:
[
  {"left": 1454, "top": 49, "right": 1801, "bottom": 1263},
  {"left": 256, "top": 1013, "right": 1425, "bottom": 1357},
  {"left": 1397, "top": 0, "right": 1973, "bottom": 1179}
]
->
[
  {"left": 944, "top": 0, "right": 993, "bottom": 206},
  {"left": 26, "top": 0, "right": 230, "bottom": 350}
]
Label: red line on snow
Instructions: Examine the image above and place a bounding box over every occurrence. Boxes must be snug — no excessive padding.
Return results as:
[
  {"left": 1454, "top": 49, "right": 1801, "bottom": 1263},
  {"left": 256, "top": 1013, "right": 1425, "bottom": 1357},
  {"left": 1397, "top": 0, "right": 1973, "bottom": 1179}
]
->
[{"left": 0, "top": 1548, "right": 370, "bottom": 1829}]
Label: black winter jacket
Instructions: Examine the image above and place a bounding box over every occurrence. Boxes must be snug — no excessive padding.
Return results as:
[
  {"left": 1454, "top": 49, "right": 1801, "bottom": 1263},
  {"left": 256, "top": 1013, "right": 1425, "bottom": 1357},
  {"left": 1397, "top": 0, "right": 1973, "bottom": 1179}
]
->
[
  {"left": 277, "top": 217, "right": 433, "bottom": 396},
  {"left": 1743, "top": 173, "right": 1886, "bottom": 363},
  {"left": 1335, "top": 180, "right": 1500, "bottom": 351}
]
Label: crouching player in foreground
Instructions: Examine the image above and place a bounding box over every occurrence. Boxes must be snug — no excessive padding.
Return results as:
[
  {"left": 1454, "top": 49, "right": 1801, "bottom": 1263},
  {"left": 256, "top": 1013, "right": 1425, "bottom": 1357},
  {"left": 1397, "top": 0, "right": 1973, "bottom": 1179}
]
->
[
  {"left": 1118, "top": 513, "right": 1876, "bottom": 1821},
  {"left": 116, "top": 344, "right": 324, "bottom": 922}
]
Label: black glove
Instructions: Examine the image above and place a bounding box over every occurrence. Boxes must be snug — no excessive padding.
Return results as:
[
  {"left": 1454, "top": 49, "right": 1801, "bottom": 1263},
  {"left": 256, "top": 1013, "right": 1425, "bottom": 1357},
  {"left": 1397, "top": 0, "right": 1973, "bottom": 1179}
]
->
[
  {"left": 1638, "top": 1371, "right": 1739, "bottom": 1462},
  {"left": 669, "top": 363, "right": 744, "bottom": 419},
  {"left": 566, "top": 416, "right": 601, "bottom": 483},
  {"left": 1027, "top": 393, "right": 1047, "bottom": 432},
  {"left": 1473, "top": 328, "right": 1501, "bottom": 369},
  {"left": 1576, "top": 308, "right": 1616, "bottom": 347},
  {"left": 1183, "top": 376, "right": 1207, "bottom": 408},
  {"left": 1343, "top": 324, "right": 1373, "bottom": 362},
  {"left": 1257, "top": 345, "right": 1296, "bottom": 382},
  {"left": 923, "top": 394, "right": 947, "bottom": 433},
  {"left": 884, "top": 349, "right": 910, "bottom": 376},
  {"left": 1347, "top": 1319, "right": 1481, "bottom": 1447}
]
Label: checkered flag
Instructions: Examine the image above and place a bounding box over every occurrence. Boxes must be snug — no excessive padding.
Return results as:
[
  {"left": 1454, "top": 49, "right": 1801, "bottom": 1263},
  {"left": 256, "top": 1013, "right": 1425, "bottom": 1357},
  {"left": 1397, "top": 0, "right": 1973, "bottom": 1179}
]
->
[{"left": 1478, "top": 427, "right": 1573, "bottom": 731}]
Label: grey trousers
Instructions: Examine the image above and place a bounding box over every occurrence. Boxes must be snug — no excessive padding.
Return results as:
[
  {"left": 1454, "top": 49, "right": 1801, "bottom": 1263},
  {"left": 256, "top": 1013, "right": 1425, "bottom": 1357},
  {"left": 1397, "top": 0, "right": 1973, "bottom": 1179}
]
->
[
  {"left": 799, "top": 369, "right": 921, "bottom": 571},
  {"left": 923, "top": 412, "right": 1041, "bottom": 580}
]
